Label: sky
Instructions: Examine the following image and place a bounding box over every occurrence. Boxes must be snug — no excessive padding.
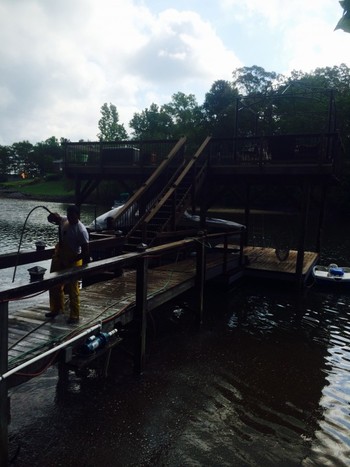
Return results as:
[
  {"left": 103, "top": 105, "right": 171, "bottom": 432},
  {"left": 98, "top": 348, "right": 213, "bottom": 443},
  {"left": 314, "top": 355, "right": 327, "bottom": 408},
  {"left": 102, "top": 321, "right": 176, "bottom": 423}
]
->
[{"left": 0, "top": 0, "right": 348, "bottom": 145}]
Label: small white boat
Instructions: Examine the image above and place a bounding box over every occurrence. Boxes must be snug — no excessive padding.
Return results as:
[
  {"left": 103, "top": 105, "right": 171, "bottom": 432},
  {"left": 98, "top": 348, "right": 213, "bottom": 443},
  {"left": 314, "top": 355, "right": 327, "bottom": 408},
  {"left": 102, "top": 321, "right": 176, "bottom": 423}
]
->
[{"left": 312, "top": 264, "right": 350, "bottom": 285}]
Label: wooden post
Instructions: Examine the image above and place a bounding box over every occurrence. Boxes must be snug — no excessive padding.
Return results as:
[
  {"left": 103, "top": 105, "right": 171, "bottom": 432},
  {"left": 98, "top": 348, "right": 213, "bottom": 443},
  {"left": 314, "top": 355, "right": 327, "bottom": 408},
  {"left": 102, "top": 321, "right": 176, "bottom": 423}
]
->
[
  {"left": 296, "top": 182, "right": 311, "bottom": 291},
  {"left": 316, "top": 185, "right": 328, "bottom": 253},
  {"left": 223, "top": 234, "right": 228, "bottom": 274},
  {"left": 195, "top": 233, "right": 206, "bottom": 327},
  {"left": 244, "top": 183, "right": 250, "bottom": 246},
  {"left": 134, "top": 254, "right": 148, "bottom": 375},
  {"left": 0, "top": 301, "right": 9, "bottom": 466}
]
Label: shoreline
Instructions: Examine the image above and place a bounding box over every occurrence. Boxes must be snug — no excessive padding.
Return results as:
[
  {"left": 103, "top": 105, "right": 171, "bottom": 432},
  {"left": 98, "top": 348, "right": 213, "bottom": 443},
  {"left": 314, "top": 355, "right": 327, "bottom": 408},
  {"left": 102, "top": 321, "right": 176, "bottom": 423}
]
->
[{"left": 0, "top": 189, "right": 74, "bottom": 203}]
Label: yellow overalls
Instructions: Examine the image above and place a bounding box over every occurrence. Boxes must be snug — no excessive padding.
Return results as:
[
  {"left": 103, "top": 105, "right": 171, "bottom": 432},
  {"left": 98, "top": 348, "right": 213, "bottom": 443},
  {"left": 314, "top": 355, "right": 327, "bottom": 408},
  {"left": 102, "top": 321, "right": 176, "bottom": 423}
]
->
[{"left": 49, "top": 243, "right": 83, "bottom": 319}]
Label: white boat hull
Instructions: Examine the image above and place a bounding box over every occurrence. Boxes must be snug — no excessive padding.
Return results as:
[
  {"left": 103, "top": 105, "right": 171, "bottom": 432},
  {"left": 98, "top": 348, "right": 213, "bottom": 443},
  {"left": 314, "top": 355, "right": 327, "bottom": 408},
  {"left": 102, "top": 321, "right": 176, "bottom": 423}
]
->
[{"left": 312, "top": 265, "right": 350, "bottom": 285}]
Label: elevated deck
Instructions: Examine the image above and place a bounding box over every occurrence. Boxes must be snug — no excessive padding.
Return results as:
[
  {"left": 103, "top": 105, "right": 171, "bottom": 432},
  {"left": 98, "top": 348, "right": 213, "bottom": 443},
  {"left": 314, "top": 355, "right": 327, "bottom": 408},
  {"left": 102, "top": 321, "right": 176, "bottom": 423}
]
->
[{"left": 65, "top": 133, "right": 341, "bottom": 182}]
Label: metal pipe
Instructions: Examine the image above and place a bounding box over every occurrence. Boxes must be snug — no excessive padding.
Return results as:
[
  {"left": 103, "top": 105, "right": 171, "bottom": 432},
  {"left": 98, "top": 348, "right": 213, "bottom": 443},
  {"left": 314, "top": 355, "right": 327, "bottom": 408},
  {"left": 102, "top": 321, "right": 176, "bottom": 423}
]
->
[{"left": 0, "top": 323, "right": 101, "bottom": 382}]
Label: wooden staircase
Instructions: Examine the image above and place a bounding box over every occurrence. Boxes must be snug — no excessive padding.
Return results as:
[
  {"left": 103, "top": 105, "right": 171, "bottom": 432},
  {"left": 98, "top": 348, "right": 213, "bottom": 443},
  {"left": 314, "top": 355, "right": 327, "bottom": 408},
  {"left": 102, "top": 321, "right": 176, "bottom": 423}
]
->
[{"left": 124, "top": 137, "right": 211, "bottom": 250}]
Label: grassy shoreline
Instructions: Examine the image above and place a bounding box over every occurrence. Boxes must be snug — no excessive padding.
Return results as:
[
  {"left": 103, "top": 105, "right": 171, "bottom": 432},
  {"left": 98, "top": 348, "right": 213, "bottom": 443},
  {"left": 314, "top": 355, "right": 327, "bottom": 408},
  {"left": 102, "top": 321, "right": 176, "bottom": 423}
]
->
[{"left": 0, "top": 178, "right": 75, "bottom": 202}]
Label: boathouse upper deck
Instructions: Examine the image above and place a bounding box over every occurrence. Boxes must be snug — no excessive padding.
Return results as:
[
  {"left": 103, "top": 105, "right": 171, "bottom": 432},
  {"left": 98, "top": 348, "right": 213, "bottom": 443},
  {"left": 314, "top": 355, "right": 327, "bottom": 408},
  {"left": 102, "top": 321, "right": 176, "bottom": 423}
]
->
[
  {"left": 63, "top": 132, "right": 342, "bottom": 181},
  {"left": 63, "top": 89, "right": 343, "bottom": 184}
]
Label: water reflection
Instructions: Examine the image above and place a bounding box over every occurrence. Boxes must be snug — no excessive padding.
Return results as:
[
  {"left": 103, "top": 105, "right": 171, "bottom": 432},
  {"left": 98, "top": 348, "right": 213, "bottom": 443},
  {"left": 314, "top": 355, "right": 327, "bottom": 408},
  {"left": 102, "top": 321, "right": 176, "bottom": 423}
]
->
[{"left": 2, "top": 199, "right": 350, "bottom": 466}]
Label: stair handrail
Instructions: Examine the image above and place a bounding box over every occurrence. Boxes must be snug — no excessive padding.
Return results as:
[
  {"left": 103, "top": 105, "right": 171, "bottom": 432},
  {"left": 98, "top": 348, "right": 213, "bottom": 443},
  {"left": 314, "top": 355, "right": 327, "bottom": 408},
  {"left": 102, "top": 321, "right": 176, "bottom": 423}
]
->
[
  {"left": 111, "top": 136, "right": 187, "bottom": 230},
  {"left": 144, "top": 136, "right": 211, "bottom": 223},
  {"left": 135, "top": 136, "right": 211, "bottom": 243}
]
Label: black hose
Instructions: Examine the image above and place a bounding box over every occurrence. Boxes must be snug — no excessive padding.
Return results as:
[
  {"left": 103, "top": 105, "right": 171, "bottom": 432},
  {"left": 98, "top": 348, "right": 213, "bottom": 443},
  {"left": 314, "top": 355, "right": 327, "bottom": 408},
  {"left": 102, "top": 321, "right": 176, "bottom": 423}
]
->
[{"left": 12, "top": 205, "right": 53, "bottom": 283}]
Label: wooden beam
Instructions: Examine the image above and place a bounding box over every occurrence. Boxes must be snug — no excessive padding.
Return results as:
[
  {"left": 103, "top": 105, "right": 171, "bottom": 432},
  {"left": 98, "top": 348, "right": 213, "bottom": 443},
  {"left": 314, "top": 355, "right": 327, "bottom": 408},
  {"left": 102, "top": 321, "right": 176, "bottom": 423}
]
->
[
  {"left": 134, "top": 254, "right": 149, "bottom": 374},
  {"left": 296, "top": 182, "right": 311, "bottom": 287},
  {"left": 0, "top": 301, "right": 9, "bottom": 466},
  {"left": 195, "top": 234, "right": 206, "bottom": 327}
]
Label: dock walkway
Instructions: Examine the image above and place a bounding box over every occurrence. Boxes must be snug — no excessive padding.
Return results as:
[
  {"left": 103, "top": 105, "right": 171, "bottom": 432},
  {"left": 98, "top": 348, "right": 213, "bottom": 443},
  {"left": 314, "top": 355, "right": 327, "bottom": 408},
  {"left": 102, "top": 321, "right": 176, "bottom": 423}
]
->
[
  {"left": 7, "top": 248, "right": 238, "bottom": 377},
  {"left": 7, "top": 245, "right": 318, "bottom": 378}
]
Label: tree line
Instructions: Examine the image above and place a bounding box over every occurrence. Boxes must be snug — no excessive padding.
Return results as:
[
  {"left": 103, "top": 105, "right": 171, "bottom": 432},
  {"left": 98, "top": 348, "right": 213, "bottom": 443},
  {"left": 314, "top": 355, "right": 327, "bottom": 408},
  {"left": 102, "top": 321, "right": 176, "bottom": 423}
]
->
[{"left": 1, "top": 64, "right": 350, "bottom": 180}]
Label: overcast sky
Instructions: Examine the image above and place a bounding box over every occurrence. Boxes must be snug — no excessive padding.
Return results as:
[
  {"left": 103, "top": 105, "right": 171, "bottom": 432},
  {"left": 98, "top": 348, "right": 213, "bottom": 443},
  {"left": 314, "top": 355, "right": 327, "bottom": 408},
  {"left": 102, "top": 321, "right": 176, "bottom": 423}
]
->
[{"left": 0, "top": 0, "right": 348, "bottom": 145}]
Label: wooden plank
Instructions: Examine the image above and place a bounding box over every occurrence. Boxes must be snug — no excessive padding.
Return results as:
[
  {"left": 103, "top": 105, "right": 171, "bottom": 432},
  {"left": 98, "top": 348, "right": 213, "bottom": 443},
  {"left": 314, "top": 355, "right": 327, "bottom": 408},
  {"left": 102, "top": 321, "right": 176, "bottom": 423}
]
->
[
  {"left": 5, "top": 247, "right": 317, "bottom": 379},
  {"left": 244, "top": 246, "right": 318, "bottom": 277}
]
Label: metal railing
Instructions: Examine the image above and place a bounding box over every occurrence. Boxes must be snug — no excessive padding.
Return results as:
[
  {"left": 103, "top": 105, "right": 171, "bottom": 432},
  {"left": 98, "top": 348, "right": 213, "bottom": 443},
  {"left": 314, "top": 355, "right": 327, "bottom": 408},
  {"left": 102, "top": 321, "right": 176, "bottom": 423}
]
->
[{"left": 207, "top": 133, "right": 341, "bottom": 167}]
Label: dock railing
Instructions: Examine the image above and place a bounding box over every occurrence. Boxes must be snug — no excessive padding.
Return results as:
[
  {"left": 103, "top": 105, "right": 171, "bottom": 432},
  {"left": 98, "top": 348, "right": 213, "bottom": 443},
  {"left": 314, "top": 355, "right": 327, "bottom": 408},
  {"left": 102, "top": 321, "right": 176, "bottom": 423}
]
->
[{"left": 0, "top": 228, "right": 244, "bottom": 466}]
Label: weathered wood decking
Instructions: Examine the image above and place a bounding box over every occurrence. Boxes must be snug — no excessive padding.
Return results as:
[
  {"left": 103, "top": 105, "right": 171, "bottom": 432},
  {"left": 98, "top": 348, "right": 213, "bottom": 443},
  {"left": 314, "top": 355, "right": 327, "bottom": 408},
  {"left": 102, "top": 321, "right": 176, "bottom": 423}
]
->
[
  {"left": 7, "top": 249, "right": 239, "bottom": 376},
  {"left": 6, "top": 246, "right": 317, "bottom": 378},
  {"left": 244, "top": 246, "right": 319, "bottom": 279}
]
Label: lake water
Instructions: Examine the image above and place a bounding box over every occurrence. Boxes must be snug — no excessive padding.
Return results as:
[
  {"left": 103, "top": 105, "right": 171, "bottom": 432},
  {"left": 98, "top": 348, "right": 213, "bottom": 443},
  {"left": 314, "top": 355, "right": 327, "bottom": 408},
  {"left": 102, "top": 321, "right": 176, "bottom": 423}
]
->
[{"left": 1, "top": 198, "right": 350, "bottom": 466}]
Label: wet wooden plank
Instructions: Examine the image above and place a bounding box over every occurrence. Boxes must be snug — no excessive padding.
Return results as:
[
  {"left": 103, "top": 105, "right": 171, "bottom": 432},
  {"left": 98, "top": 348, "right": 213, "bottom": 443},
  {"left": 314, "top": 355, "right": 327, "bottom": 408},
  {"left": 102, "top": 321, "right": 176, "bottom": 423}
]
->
[
  {"left": 5, "top": 248, "right": 317, "bottom": 376},
  {"left": 244, "top": 246, "right": 318, "bottom": 276}
]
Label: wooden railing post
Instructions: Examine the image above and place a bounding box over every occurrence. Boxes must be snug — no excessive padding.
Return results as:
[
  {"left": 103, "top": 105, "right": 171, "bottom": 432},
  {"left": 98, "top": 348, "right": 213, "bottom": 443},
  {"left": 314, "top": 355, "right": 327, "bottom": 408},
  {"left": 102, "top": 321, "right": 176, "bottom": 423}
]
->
[
  {"left": 195, "top": 233, "right": 206, "bottom": 327},
  {"left": 223, "top": 234, "right": 228, "bottom": 274},
  {"left": 296, "top": 182, "right": 311, "bottom": 293},
  {"left": 134, "top": 252, "right": 148, "bottom": 375},
  {"left": 0, "top": 301, "right": 9, "bottom": 466}
]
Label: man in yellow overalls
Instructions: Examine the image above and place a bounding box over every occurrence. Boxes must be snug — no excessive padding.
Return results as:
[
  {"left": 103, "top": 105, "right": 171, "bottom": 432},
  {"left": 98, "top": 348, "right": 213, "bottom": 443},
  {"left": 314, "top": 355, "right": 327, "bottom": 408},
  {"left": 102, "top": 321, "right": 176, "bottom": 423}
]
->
[{"left": 45, "top": 205, "right": 90, "bottom": 324}]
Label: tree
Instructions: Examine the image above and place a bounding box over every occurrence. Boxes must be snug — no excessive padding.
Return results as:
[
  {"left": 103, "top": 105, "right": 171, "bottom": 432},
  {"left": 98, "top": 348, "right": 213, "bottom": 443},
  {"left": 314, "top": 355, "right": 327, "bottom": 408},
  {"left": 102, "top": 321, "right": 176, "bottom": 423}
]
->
[
  {"left": 129, "top": 103, "right": 173, "bottom": 140},
  {"left": 0, "top": 145, "right": 11, "bottom": 179},
  {"left": 203, "top": 80, "right": 239, "bottom": 137},
  {"left": 11, "top": 141, "right": 35, "bottom": 176},
  {"left": 276, "top": 65, "right": 350, "bottom": 137},
  {"left": 33, "top": 136, "right": 64, "bottom": 175},
  {"left": 97, "top": 103, "right": 128, "bottom": 141},
  {"left": 232, "top": 65, "right": 283, "bottom": 96},
  {"left": 335, "top": 0, "right": 350, "bottom": 32},
  {"left": 161, "top": 92, "right": 204, "bottom": 142}
]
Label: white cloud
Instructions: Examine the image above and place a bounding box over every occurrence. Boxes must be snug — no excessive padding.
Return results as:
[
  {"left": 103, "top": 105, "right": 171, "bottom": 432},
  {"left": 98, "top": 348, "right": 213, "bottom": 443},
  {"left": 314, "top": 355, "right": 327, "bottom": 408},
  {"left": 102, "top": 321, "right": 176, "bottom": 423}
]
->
[
  {"left": 218, "top": 0, "right": 348, "bottom": 74},
  {"left": 0, "top": 0, "right": 348, "bottom": 145},
  {"left": 0, "top": 0, "right": 239, "bottom": 145}
]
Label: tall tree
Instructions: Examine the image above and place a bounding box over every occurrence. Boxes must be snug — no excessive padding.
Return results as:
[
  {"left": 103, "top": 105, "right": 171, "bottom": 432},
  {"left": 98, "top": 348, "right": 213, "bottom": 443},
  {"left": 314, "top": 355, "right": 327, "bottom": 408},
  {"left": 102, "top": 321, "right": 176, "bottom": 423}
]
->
[
  {"left": 232, "top": 65, "right": 283, "bottom": 96},
  {"left": 161, "top": 92, "right": 204, "bottom": 142},
  {"left": 33, "top": 136, "right": 63, "bottom": 175},
  {"left": 97, "top": 103, "right": 128, "bottom": 141},
  {"left": 0, "top": 145, "right": 11, "bottom": 179},
  {"left": 203, "top": 80, "right": 238, "bottom": 137},
  {"left": 129, "top": 103, "right": 173, "bottom": 140},
  {"left": 11, "top": 141, "right": 35, "bottom": 176}
]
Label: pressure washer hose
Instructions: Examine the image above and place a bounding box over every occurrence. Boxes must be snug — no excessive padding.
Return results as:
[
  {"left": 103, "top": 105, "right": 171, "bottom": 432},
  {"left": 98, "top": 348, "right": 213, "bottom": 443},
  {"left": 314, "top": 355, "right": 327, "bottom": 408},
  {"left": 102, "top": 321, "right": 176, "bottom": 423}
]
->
[{"left": 12, "top": 205, "right": 53, "bottom": 282}]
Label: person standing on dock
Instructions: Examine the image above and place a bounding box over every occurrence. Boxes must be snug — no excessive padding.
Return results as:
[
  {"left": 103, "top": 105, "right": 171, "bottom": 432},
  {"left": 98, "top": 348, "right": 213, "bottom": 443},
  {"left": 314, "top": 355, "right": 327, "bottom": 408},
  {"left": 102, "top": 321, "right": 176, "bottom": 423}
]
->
[{"left": 45, "top": 205, "right": 90, "bottom": 324}]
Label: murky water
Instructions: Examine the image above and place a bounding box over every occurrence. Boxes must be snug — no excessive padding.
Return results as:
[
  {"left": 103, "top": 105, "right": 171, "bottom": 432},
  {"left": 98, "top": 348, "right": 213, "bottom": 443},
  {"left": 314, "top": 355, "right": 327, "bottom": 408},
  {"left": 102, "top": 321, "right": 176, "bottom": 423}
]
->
[{"left": 2, "top": 198, "right": 350, "bottom": 466}]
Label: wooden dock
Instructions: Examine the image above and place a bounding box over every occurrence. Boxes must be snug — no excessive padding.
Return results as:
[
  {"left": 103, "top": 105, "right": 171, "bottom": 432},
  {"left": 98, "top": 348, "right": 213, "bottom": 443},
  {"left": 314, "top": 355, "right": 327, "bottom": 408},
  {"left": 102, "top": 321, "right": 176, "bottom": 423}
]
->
[
  {"left": 244, "top": 246, "right": 319, "bottom": 281},
  {"left": 5, "top": 246, "right": 241, "bottom": 379},
  {"left": 6, "top": 245, "right": 318, "bottom": 379},
  {"left": 0, "top": 234, "right": 320, "bottom": 465}
]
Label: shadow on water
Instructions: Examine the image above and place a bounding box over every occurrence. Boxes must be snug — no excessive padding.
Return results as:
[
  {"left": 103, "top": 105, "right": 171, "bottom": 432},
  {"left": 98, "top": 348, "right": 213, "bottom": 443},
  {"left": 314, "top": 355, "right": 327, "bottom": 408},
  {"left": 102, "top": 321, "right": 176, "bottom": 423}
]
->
[
  {"left": 8, "top": 278, "right": 350, "bottom": 467},
  {"left": 3, "top": 200, "right": 350, "bottom": 466}
]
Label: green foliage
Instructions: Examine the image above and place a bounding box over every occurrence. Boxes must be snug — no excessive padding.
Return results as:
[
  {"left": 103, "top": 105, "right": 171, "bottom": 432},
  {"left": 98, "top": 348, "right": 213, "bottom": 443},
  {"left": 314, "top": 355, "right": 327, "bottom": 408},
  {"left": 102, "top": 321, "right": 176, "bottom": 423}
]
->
[
  {"left": 3, "top": 63, "right": 350, "bottom": 210},
  {"left": 97, "top": 103, "right": 128, "bottom": 141},
  {"left": 203, "top": 80, "right": 238, "bottom": 137},
  {"left": 232, "top": 66, "right": 283, "bottom": 96},
  {"left": 129, "top": 103, "right": 173, "bottom": 140},
  {"left": 335, "top": 0, "right": 350, "bottom": 32}
]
